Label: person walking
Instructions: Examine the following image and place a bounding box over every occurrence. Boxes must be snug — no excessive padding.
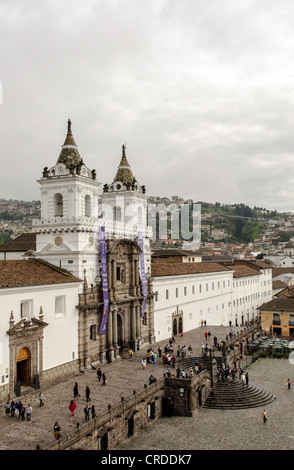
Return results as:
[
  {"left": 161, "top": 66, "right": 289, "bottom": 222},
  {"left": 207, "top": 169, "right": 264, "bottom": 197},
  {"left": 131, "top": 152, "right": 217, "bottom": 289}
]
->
[
  {"left": 262, "top": 409, "right": 268, "bottom": 424},
  {"left": 102, "top": 372, "right": 107, "bottom": 386},
  {"left": 86, "top": 386, "right": 91, "bottom": 402},
  {"left": 54, "top": 422, "right": 61, "bottom": 440},
  {"left": 14, "top": 402, "right": 20, "bottom": 419},
  {"left": 245, "top": 371, "right": 249, "bottom": 385},
  {"left": 91, "top": 405, "right": 96, "bottom": 419},
  {"left": 20, "top": 404, "right": 26, "bottom": 421},
  {"left": 10, "top": 400, "right": 15, "bottom": 417},
  {"left": 39, "top": 392, "right": 45, "bottom": 407},
  {"left": 141, "top": 358, "right": 147, "bottom": 371},
  {"left": 97, "top": 368, "right": 102, "bottom": 382},
  {"left": 73, "top": 382, "right": 80, "bottom": 399},
  {"left": 69, "top": 400, "right": 76, "bottom": 416},
  {"left": 5, "top": 401, "right": 10, "bottom": 418},
  {"left": 287, "top": 378, "right": 291, "bottom": 389},
  {"left": 128, "top": 349, "right": 133, "bottom": 359},
  {"left": 84, "top": 405, "right": 90, "bottom": 422},
  {"left": 26, "top": 404, "right": 32, "bottom": 421}
]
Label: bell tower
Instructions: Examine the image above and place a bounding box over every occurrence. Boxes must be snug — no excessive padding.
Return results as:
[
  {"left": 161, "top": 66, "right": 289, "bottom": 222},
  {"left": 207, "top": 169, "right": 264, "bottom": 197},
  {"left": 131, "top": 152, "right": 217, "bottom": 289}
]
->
[
  {"left": 32, "top": 120, "right": 101, "bottom": 285},
  {"left": 100, "top": 144, "right": 152, "bottom": 276}
]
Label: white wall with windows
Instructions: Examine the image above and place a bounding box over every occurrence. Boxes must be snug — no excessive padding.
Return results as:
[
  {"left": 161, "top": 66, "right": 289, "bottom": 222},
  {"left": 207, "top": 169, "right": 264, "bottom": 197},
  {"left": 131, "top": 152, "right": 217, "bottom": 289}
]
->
[
  {"left": 152, "top": 265, "right": 272, "bottom": 341},
  {"left": 152, "top": 270, "right": 234, "bottom": 341}
]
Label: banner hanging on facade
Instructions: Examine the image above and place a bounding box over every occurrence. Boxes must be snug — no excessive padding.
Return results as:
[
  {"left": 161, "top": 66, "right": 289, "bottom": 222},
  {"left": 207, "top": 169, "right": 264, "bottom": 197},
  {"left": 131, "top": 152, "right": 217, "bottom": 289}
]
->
[
  {"left": 99, "top": 226, "right": 109, "bottom": 334},
  {"left": 138, "top": 232, "right": 147, "bottom": 318}
]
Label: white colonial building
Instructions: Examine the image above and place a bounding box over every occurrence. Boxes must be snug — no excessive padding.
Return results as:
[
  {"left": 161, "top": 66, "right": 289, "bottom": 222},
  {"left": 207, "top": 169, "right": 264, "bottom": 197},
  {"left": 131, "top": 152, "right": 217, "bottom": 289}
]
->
[
  {"left": 0, "top": 258, "right": 82, "bottom": 402},
  {"left": 151, "top": 260, "right": 273, "bottom": 342},
  {"left": 0, "top": 120, "right": 273, "bottom": 401}
]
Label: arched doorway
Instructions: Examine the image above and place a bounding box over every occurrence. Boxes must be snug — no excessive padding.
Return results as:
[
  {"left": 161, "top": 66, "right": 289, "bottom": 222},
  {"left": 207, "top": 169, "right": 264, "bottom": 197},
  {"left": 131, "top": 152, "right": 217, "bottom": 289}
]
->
[
  {"left": 178, "top": 317, "right": 183, "bottom": 334},
  {"left": 117, "top": 314, "right": 123, "bottom": 347},
  {"left": 173, "top": 318, "right": 177, "bottom": 336},
  {"left": 128, "top": 413, "right": 135, "bottom": 437},
  {"left": 100, "top": 432, "right": 108, "bottom": 450},
  {"left": 16, "top": 347, "right": 30, "bottom": 386}
]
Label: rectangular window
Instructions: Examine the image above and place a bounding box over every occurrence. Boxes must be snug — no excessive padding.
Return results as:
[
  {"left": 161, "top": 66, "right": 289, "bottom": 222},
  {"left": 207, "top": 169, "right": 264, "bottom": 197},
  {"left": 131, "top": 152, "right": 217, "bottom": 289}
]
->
[
  {"left": 192, "top": 285, "right": 195, "bottom": 294},
  {"left": 20, "top": 300, "right": 33, "bottom": 319},
  {"left": 90, "top": 324, "right": 97, "bottom": 340},
  {"left": 184, "top": 287, "right": 187, "bottom": 296},
  {"left": 55, "top": 295, "right": 66, "bottom": 317},
  {"left": 166, "top": 290, "right": 169, "bottom": 300},
  {"left": 176, "top": 288, "right": 179, "bottom": 298}
]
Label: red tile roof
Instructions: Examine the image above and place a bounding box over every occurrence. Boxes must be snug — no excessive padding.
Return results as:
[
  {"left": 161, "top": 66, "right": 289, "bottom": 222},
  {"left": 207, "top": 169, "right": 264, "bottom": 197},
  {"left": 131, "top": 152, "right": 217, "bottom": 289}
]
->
[
  {"left": 225, "top": 264, "right": 261, "bottom": 278},
  {"left": 0, "top": 259, "right": 82, "bottom": 288},
  {"left": 258, "top": 297, "right": 294, "bottom": 312},
  {"left": 151, "top": 262, "right": 231, "bottom": 277},
  {"left": 0, "top": 233, "right": 36, "bottom": 252}
]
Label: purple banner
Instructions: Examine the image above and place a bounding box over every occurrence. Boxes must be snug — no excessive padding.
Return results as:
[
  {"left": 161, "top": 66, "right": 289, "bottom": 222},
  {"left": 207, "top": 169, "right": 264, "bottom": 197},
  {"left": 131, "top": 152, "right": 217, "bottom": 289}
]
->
[
  {"left": 138, "top": 232, "right": 147, "bottom": 318},
  {"left": 99, "top": 226, "right": 109, "bottom": 334}
]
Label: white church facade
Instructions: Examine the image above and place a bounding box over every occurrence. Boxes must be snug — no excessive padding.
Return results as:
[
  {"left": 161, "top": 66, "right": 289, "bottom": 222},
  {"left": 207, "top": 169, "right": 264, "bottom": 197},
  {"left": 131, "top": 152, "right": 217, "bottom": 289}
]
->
[{"left": 0, "top": 120, "right": 273, "bottom": 402}]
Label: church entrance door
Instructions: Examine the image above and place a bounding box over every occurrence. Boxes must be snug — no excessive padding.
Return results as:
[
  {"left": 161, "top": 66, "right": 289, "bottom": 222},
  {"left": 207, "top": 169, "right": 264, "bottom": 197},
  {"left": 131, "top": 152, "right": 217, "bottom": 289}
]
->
[{"left": 16, "top": 347, "right": 30, "bottom": 386}]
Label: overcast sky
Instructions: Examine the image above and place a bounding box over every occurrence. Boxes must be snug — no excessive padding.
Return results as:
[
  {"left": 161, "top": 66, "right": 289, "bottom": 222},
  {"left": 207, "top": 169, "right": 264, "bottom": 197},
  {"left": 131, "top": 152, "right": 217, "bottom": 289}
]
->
[{"left": 1, "top": 0, "right": 294, "bottom": 211}]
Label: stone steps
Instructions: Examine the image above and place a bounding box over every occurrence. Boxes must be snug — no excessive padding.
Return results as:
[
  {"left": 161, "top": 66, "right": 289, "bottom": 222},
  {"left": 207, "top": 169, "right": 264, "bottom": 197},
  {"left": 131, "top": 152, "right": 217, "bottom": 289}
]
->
[
  {"left": 203, "top": 379, "right": 275, "bottom": 410},
  {"left": 177, "top": 355, "right": 223, "bottom": 370}
]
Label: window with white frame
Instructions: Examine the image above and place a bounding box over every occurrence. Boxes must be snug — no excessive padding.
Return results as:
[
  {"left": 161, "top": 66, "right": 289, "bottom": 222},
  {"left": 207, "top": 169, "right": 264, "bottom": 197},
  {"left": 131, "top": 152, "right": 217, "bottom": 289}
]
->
[
  {"left": 20, "top": 300, "right": 33, "bottom": 319},
  {"left": 55, "top": 295, "right": 66, "bottom": 317}
]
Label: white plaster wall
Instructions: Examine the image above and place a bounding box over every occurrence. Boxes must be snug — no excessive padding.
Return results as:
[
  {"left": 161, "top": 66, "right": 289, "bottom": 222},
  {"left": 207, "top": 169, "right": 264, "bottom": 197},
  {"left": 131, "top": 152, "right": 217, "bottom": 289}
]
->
[
  {"left": 152, "top": 271, "right": 234, "bottom": 342},
  {"left": 0, "top": 281, "right": 82, "bottom": 387}
]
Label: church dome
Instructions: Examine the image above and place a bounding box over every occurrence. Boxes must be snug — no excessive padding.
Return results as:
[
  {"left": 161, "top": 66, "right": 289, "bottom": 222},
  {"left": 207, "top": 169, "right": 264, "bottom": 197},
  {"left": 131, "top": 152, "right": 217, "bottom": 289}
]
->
[
  {"left": 113, "top": 144, "right": 135, "bottom": 185},
  {"left": 57, "top": 119, "right": 83, "bottom": 169}
]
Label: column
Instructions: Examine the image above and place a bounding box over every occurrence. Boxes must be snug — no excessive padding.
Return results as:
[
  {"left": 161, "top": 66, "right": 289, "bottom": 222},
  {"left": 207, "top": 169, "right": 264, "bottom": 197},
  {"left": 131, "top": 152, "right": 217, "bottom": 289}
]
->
[
  {"left": 136, "top": 304, "right": 141, "bottom": 349},
  {"left": 131, "top": 304, "right": 136, "bottom": 347},
  {"left": 107, "top": 308, "right": 114, "bottom": 362},
  {"left": 113, "top": 309, "right": 121, "bottom": 358},
  {"left": 107, "top": 259, "right": 113, "bottom": 301},
  {"left": 112, "top": 259, "right": 117, "bottom": 299}
]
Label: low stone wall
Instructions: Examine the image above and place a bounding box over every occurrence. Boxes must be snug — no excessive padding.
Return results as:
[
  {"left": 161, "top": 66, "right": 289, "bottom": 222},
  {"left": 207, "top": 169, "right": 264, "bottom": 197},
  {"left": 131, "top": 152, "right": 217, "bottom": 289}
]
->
[
  {"left": 45, "top": 371, "right": 213, "bottom": 450},
  {"left": 164, "top": 371, "right": 211, "bottom": 417},
  {"left": 42, "top": 359, "right": 80, "bottom": 385},
  {"left": 46, "top": 380, "right": 166, "bottom": 450},
  {"left": 0, "top": 383, "right": 9, "bottom": 404}
]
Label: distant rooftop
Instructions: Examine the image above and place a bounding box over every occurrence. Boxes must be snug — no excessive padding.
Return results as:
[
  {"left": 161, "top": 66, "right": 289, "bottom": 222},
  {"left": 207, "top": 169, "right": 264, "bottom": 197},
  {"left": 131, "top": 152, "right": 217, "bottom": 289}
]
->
[{"left": 0, "top": 233, "right": 36, "bottom": 252}]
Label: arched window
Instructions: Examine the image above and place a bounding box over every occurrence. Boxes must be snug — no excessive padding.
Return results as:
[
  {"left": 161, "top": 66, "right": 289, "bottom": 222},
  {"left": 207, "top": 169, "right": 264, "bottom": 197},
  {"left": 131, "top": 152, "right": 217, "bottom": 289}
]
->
[
  {"left": 53, "top": 193, "right": 63, "bottom": 217},
  {"left": 138, "top": 206, "right": 144, "bottom": 225},
  {"left": 114, "top": 206, "right": 122, "bottom": 222},
  {"left": 85, "top": 195, "right": 91, "bottom": 217}
]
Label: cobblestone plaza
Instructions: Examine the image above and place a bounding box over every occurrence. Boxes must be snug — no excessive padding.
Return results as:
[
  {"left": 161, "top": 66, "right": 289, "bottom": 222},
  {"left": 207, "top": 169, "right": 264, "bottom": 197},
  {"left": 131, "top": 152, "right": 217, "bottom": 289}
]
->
[{"left": 1, "top": 325, "right": 294, "bottom": 451}]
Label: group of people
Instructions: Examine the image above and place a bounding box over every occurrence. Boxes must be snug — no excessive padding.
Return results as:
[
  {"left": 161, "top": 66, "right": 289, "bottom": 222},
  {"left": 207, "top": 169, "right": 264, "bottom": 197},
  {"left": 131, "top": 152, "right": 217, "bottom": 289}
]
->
[
  {"left": 5, "top": 400, "right": 32, "bottom": 421},
  {"left": 140, "top": 339, "right": 194, "bottom": 370},
  {"left": 216, "top": 365, "right": 249, "bottom": 385},
  {"left": 174, "top": 360, "right": 206, "bottom": 379},
  {"left": 70, "top": 382, "right": 99, "bottom": 422}
]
